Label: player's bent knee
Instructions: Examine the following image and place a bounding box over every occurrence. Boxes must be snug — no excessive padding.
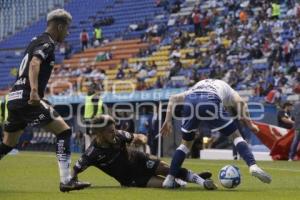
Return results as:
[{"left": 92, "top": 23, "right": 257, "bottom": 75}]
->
[
  {"left": 146, "top": 176, "right": 165, "bottom": 188},
  {"left": 2, "top": 131, "right": 23, "bottom": 147},
  {"left": 44, "top": 118, "right": 70, "bottom": 135},
  {"left": 155, "top": 161, "right": 169, "bottom": 176}
]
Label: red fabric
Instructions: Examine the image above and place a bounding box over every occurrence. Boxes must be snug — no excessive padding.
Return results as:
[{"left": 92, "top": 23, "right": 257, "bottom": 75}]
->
[
  {"left": 283, "top": 42, "right": 290, "bottom": 54},
  {"left": 297, "top": 6, "right": 300, "bottom": 17},
  {"left": 193, "top": 13, "right": 201, "bottom": 24},
  {"left": 293, "top": 84, "right": 300, "bottom": 94},
  {"left": 201, "top": 17, "right": 210, "bottom": 27},
  {"left": 264, "top": 89, "right": 276, "bottom": 103},
  {"left": 81, "top": 32, "right": 88, "bottom": 42},
  {"left": 253, "top": 122, "right": 300, "bottom": 160},
  {"left": 253, "top": 122, "right": 279, "bottom": 149},
  {"left": 270, "top": 130, "right": 295, "bottom": 160}
]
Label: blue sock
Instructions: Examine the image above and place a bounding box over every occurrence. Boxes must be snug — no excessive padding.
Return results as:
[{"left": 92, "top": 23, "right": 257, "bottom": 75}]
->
[
  {"left": 169, "top": 144, "right": 189, "bottom": 176},
  {"left": 236, "top": 141, "right": 256, "bottom": 166},
  {"left": 289, "top": 131, "right": 300, "bottom": 159}
]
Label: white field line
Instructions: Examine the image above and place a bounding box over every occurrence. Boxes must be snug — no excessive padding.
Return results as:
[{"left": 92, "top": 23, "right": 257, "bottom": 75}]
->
[
  {"left": 10, "top": 152, "right": 300, "bottom": 173},
  {"left": 184, "top": 160, "right": 300, "bottom": 173}
]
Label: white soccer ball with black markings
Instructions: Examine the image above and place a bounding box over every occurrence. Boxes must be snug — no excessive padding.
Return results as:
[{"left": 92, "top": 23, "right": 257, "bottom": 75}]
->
[{"left": 218, "top": 165, "right": 241, "bottom": 189}]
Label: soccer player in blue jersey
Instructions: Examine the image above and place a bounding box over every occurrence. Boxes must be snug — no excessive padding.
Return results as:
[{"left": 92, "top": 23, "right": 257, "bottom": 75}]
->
[{"left": 161, "top": 79, "right": 272, "bottom": 188}]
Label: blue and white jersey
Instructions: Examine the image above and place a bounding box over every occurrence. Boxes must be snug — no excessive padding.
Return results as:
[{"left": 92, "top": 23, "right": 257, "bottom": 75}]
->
[{"left": 188, "top": 79, "right": 238, "bottom": 107}]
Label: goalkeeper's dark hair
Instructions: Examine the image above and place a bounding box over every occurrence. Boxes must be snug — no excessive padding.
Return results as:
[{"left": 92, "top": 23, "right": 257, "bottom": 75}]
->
[{"left": 90, "top": 115, "right": 115, "bottom": 135}]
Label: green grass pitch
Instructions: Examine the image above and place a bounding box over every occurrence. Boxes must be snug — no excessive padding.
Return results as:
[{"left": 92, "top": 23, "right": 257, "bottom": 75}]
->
[{"left": 0, "top": 151, "right": 300, "bottom": 200}]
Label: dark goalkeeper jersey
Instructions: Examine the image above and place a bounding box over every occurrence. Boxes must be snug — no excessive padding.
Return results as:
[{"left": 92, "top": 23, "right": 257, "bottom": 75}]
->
[
  {"left": 73, "top": 130, "right": 140, "bottom": 185},
  {"left": 7, "top": 32, "right": 55, "bottom": 108}
]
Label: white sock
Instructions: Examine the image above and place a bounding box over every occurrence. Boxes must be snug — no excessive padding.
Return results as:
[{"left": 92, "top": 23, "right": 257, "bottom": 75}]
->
[
  {"left": 166, "top": 174, "right": 175, "bottom": 181},
  {"left": 250, "top": 164, "right": 258, "bottom": 170},
  {"left": 187, "top": 170, "right": 204, "bottom": 186},
  {"left": 57, "top": 157, "right": 71, "bottom": 184}
]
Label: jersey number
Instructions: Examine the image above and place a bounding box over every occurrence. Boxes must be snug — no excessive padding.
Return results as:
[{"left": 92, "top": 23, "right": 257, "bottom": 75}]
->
[{"left": 18, "top": 53, "right": 29, "bottom": 77}]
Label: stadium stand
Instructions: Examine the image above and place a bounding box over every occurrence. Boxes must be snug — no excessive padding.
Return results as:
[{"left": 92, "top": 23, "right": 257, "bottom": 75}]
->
[
  {"left": 0, "top": 0, "right": 165, "bottom": 90},
  {"left": 1, "top": 0, "right": 300, "bottom": 157},
  {"left": 0, "top": 0, "right": 300, "bottom": 99},
  {"left": 1, "top": 0, "right": 300, "bottom": 101}
]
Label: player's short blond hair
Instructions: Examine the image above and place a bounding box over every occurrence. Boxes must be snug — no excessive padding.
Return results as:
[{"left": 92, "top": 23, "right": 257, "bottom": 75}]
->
[
  {"left": 47, "top": 8, "right": 72, "bottom": 24},
  {"left": 90, "top": 115, "right": 116, "bottom": 135}
]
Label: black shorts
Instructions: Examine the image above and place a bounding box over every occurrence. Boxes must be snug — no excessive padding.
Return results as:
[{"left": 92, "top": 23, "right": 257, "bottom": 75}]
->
[
  {"left": 126, "top": 151, "right": 160, "bottom": 187},
  {"left": 4, "top": 100, "right": 60, "bottom": 132}
]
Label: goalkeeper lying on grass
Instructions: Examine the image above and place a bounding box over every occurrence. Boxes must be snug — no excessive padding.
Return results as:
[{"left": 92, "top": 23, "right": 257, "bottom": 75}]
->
[{"left": 71, "top": 115, "right": 217, "bottom": 190}]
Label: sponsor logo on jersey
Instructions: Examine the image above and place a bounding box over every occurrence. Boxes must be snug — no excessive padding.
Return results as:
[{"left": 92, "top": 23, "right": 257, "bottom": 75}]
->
[
  {"left": 15, "top": 78, "right": 26, "bottom": 85},
  {"left": 7, "top": 90, "right": 23, "bottom": 101},
  {"left": 123, "top": 131, "right": 132, "bottom": 139},
  {"left": 146, "top": 160, "right": 155, "bottom": 169},
  {"left": 38, "top": 114, "right": 46, "bottom": 120},
  {"left": 35, "top": 50, "right": 46, "bottom": 59},
  {"left": 43, "top": 43, "right": 49, "bottom": 48},
  {"left": 29, "top": 118, "right": 41, "bottom": 126}
]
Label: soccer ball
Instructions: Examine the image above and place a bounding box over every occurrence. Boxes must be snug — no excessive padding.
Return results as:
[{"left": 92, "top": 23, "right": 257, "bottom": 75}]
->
[{"left": 218, "top": 165, "right": 241, "bottom": 189}]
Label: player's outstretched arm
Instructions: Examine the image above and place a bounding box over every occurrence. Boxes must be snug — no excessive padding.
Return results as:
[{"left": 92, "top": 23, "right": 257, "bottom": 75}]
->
[
  {"left": 71, "top": 155, "right": 91, "bottom": 180},
  {"left": 132, "top": 133, "right": 148, "bottom": 145},
  {"left": 160, "top": 92, "right": 188, "bottom": 136},
  {"left": 232, "top": 92, "right": 258, "bottom": 133},
  {"left": 28, "top": 56, "right": 42, "bottom": 105}
]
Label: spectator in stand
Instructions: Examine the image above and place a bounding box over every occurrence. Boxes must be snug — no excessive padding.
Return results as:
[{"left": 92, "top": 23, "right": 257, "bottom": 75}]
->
[
  {"left": 192, "top": 8, "right": 201, "bottom": 36},
  {"left": 120, "top": 59, "right": 129, "bottom": 69},
  {"left": 136, "top": 79, "right": 148, "bottom": 91},
  {"left": 279, "top": 72, "right": 288, "bottom": 87},
  {"left": 80, "top": 29, "right": 89, "bottom": 51},
  {"left": 271, "top": 1, "right": 281, "bottom": 20},
  {"left": 273, "top": 72, "right": 281, "bottom": 87},
  {"left": 282, "top": 39, "right": 294, "bottom": 65},
  {"left": 136, "top": 66, "right": 148, "bottom": 81},
  {"left": 93, "top": 26, "right": 102, "bottom": 47},
  {"left": 155, "top": 77, "right": 165, "bottom": 89},
  {"left": 63, "top": 41, "right": 72, "bottom": 59},
  {"left": 131, "top": 61, "right": 142, "bottom": 72},
  {"left": 156, "top": 0, "right": 169, "bottom": 11},
  {"left": 95, "top": 51, "right": 112, "bottom": 62},
  {"left": 116, "top": 68, "right": 125, "bottom": 79},
  {"left": 148, "top": 61, "right": 158, "bottom": 77},
  {"left": 254, "top": 80, "right": 265, "bottom": 97},
  {"left": 289, "top": 101, "right": 300, "bottom": 161},
  {"left": 277, "top": 102, "right": 294, "bottom": 129},
  {"left": 170, "top": 46, "right": 181, "bottom": 58},
  {"left": 146, "top": 23, "right": 159, "bottom": 37},
  {"left": 170, "top": 0, "right": 181, "bottom": 13},
  {"left": 239, "top": 9, "right": 248, "bottom": 24},
  {"left": 264, "top": 87, "right": 282, "bottom": 105},
  {"left": 169, "top": 57, "right": 183, "bottom": 78},
  {"left": 201, "top": 12, "right": 210, "bottom": 36}
]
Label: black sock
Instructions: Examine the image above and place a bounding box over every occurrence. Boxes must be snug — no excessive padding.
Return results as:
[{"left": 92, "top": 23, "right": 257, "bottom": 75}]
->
[{"left": 0, "top": 143, "right": 13, "bottom": 160}]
